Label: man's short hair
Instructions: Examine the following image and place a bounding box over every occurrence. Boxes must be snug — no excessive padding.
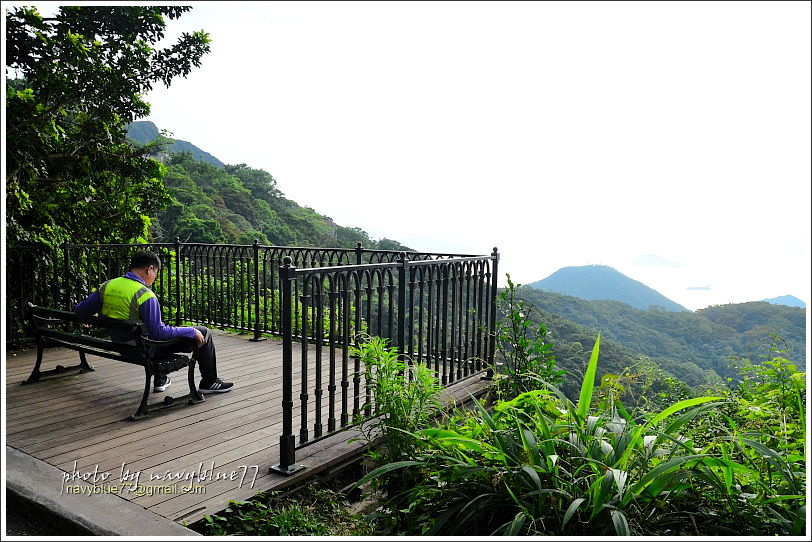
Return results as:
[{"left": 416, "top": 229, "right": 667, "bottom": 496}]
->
[{"left": 129, "top": 251, "right": 161, "bottom": 271}]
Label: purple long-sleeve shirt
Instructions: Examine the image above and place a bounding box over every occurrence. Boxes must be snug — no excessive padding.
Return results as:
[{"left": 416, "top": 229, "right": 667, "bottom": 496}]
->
[{"left": 75, "top": 272, "right": 197, "bottom": 341}]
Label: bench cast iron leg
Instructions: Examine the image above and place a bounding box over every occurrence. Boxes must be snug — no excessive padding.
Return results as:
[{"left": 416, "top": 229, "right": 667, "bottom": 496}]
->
[
  {"left": 79, "top": 352, "right": 95, "bottom": 374},
  {"left": 188, "top": 359, "right": 204, "bottom": 404},
  {"left": 131, "top": 367, "right": 152, "bottom": 420},
  {"left": 22, "top": 343, "right": 45, "bottom": 384}
]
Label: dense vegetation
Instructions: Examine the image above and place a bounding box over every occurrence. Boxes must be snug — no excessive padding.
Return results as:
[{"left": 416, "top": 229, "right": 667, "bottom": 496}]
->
[
  {"left": 149, "top": 152, "right": 413, "bottom": 250},
  {"left": 354, "top": 330, "right": 805, "bottom": 535},
  {"left": 200, "top": 485, "right": 372, "bottom": 536},
  {"left": 5, "top": 6, "right": 209, "bottom": 248},
  {"left": 514, "top": 286, "right": 806, "bottom": 395},
  {"left": 123, "top": 120, "right": 413, "bottom": 250}
]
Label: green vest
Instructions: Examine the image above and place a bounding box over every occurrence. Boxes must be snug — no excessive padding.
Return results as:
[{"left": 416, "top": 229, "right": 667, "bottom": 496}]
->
[{"left": 98, "top": 276, "right": 156, "bottom": 321}]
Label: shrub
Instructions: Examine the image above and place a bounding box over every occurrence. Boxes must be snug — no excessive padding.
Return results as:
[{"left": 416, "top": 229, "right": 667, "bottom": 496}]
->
[
  {"left": 351, "top": 335, "right": 443, "bottom": 469},
  {"left": 357, "top": 334, "right": 736, "bottom": 536},
  {"left": 491, "top": 274, "right": 566, "bottom": 400}
]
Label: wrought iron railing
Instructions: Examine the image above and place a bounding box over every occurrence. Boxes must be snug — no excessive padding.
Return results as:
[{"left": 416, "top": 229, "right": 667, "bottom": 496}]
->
[
  {"left": 6, "top": 241, "right": 476, "bottom": 344},
  {"left": 6, "top": 241, "right": 499, "bottom": 474},
  {"left": 272, "top": 250, "right": 499, "bottom": 474}
]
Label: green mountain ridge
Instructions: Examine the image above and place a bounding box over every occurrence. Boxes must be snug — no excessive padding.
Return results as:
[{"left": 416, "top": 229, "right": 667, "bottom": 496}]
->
[
  {"left": 127, "top": 121, "right": 225, "bottom": 168},
  {"left": 514, "top": 286, "right": 806, "bottom": 395},
  {"left": 125, "top": 121, "right": 412, "bottom": 250},
  {"left": 528, "top": 264, "right": 690, "bottom": 312}
]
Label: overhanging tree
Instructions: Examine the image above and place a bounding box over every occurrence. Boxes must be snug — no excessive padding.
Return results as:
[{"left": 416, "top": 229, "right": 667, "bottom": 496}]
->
[{"left": 5, "top": 5, "right": 211, "bottom": 247}]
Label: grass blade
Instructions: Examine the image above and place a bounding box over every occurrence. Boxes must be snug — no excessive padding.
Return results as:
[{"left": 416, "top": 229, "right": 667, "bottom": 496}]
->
[
  {"left": 610, "top": 508, "right": 630, "bottom": 535},
  {"left": 576, "top": 333, "right": 601, "bottom": 422},
  {"left": 562, "top": 497, "right": 586, "bottom": 530},
  {"left": 353, "top": 460, "right": 423, "bottom": 488}
]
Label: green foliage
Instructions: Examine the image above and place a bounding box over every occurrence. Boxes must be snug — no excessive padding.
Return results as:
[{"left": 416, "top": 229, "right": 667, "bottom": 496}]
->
[
  {"left": 356, "top": 323, "right": 806, "bottom": 536},
  {"left": 593, "top": 356, "right": 695, "bottom": 418},
  {"left": 491, "top": 275, "right": 567, "bottom": 399},
  {"left": 352, "top": 336, "right": 443, "bottom": 469},
  {"left": 686, "top": 337, "right": 807, "bottom": 534},
  {"left": 198, "top": 487, "right": 372, "bottom": 536},
  {"left": 376, "top": 238, "right": 413, "bottom": 251},
  {"left": 151, "top": 152, "right": 414, "bottom": 250},
  {"left": 514, "top": 287, "right": 806, "bottom": 390},
  {"left": 6, "top": 6, "right": 210, "bottom": 248}
]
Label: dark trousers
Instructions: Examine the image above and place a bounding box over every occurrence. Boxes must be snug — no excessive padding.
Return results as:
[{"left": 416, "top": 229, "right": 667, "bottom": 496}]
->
[{"left": 150, "top": 326, "right": 218, "bottom": 384}]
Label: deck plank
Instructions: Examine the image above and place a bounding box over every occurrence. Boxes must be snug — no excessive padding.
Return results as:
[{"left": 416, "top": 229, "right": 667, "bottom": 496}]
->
[{"left": 5, "top": 330, "right": 490, "bottom": 527}]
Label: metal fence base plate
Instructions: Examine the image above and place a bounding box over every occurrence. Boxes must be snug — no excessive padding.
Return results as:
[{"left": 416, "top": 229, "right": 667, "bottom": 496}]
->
[{"left": 269, "top": 464, "right": 305, "bottom": 476}]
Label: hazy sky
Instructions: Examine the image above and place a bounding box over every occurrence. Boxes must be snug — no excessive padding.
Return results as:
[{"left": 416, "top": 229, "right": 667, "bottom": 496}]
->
[{"left": 21, "top": 1, "right": 812, "bottom": 311}]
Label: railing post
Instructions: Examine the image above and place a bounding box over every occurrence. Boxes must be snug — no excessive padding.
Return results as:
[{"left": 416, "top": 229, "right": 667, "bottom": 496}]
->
[
  {"left": 397, "top": 251, "right": 408, "bottom": 360},
  {"left": 271, "top": 256, "right": 305, "bottom": 476},
  {"left": 250, "top": 239, "right": 266, "bottom": 342},
  {"left": 355, "top": 242, "right": 363, "bottom": 265},
  {"left": 174, "top": 237, "right": 182, "bottom": 326},
  {"left": 486, "top": 247, "right": 499, "bottom": 379}
]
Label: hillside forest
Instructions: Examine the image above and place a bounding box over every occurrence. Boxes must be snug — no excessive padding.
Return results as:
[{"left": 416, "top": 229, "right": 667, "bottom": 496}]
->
[
  {"left": 513, "top": 286, "right": 806, "bottom": 398},
  {"left": 127, "top": 123, "right": 412, "bottom": 251}
]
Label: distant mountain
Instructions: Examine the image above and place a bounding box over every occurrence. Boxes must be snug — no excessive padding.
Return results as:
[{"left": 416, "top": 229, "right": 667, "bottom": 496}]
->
[
  {"left": 762, "top": 295, "right": 806, "bottom": 308},
  {"left": 527, "top": 265, "right": 689, "bottom": 312},
  {"left": 514, "top": 287, "right": 807, "bottom": 391},
  {"left": 126, "top": 121, "right": 225, "bottom": 168}
]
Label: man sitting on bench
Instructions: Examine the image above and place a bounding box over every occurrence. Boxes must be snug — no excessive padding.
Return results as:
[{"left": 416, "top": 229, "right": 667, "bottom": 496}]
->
[{"left": 75, "top": 250, "right": 234, "bottom": 395}]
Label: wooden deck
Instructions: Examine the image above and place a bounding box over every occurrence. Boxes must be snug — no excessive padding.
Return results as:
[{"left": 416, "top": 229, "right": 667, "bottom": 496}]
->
[{"left": 4, "top": 330, "right": 491, "bottom": 528}]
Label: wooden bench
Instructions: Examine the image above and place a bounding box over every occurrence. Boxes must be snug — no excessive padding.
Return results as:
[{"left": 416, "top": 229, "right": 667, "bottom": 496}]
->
[{"left": 24, "top": 304, "right": 204, "bottom": 420}]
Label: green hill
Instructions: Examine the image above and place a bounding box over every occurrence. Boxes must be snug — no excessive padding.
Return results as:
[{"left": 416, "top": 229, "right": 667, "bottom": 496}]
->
[
  {"left": 126, "top": 121, "right": 225, "bottom": 168},
  {"left": 514, "top": 286, "right": 806, "bottom": 387},
  {"left": 126, "top": 122, "right": 411, "bottom": 250},
  {"left": 527, "top": 265, "right": 689, "bottom": 312}
]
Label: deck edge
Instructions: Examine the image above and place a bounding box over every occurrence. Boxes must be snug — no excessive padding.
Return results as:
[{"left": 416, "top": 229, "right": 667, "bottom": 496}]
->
[{"left": 5, "top": 445, "right": 201, "bottom": 537}]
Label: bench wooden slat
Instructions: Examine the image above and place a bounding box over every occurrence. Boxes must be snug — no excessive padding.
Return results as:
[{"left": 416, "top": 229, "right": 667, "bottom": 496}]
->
[
  {"left": 25, "top": 303, "right": 205, "bottom": 420},
  {"left": 39, "top": 329, "right": 141, "bottom": 360}
]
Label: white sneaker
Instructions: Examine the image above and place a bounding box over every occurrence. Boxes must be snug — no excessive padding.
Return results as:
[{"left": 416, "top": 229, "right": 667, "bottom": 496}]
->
[{"left": 154, "top": 375, "right": 171, "bottom": 392}]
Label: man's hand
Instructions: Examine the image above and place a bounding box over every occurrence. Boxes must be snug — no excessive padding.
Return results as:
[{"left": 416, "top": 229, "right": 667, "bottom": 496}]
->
[{"left": 194, "top": 329, "right": 206, "bottom": 347}]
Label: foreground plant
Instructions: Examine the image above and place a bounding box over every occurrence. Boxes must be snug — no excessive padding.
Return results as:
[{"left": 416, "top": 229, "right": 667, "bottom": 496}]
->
[
  {"left": 198, "top": 486, "right": 372, "bottom": 536},
  {"left": 357, "top": 333, "right": 750, "bottom": 536},
  {"left": 491, "top": 274, "right": 566, "bottom": 399},
  {"left": 351, "top": 335, "right": 443, "bottom": 466},
  {"left": 689, "top": 338, "right": 807, "bottom": 535}
]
